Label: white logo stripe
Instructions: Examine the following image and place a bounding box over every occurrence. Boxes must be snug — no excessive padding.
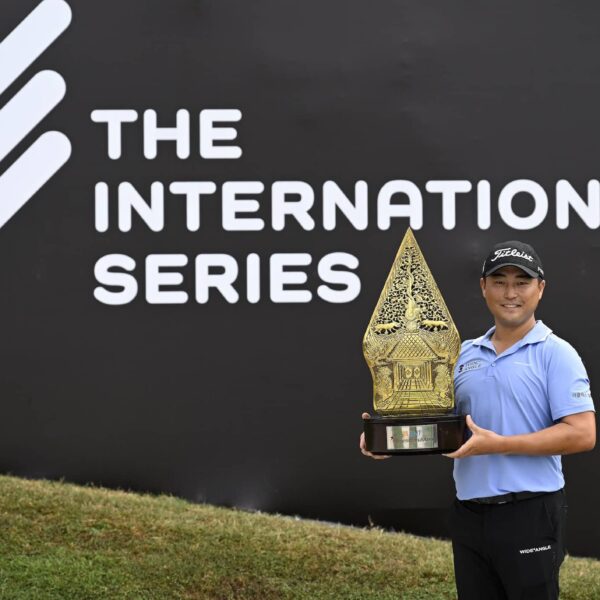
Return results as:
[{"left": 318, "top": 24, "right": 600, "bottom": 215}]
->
[
  {"left": 0, "top": 131, "right": 71, "bottom": 228},
  {"left": 0, "top": 70, "right": 66, "bottom": 163},
  {"left": 0, "top": 0, "right": 72, "bottom": 97}
]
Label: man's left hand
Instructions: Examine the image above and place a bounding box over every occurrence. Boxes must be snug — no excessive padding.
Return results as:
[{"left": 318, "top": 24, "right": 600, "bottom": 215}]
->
[{"left": 443, "top": 415, "right": 504, "bottom": 458}]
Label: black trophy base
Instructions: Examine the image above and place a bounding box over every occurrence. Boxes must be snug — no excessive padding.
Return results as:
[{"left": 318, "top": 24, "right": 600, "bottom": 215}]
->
[{"left": 364, "top": 414, "right": 467, "bottom": 455}]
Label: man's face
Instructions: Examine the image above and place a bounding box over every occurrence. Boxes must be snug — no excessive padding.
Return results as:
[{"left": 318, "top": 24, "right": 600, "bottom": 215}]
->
[{"left": 480, "top": 265, "right": 545, "bottom": 328}]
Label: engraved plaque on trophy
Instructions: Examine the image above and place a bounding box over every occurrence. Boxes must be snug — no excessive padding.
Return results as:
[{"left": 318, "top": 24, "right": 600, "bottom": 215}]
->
[{"left": 362, "top": 228, "right": 466, "bottom": 455}]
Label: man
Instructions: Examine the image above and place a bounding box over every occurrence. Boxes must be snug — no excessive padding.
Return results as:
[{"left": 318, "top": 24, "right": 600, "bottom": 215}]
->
[{"left": 360, "top": 240, "right": 596, "bottom": 599}]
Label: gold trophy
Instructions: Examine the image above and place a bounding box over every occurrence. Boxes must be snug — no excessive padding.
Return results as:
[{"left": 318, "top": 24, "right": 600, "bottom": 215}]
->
[{"left": 362, "top": 228, "right": 466, "bottom": 454}]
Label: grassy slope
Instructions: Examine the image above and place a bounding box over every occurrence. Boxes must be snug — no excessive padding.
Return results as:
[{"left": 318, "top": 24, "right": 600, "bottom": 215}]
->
[{"left": 0, "top": 476, "right": 598, "bottom": 599}]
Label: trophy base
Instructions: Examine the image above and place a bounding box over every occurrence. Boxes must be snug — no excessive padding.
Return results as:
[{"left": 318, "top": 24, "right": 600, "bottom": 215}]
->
[{"left": 363, "top": 414, "right": 467, "bottom": 455}]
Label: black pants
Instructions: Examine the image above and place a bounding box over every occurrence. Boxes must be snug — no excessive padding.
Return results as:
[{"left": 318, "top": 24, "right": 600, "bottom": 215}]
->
[{"left": 448, "top": 490, "right": 567, "bottom": 600}]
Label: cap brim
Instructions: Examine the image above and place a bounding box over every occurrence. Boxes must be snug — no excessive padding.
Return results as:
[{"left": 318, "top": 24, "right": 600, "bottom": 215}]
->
[{"left": 484, "top": 263, "right": 540, "bottom": 278}]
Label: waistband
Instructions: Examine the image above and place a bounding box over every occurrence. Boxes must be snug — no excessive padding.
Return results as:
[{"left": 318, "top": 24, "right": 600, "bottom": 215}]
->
[{"left": 461, "top": 489, "right": 563, "bottom": 505}]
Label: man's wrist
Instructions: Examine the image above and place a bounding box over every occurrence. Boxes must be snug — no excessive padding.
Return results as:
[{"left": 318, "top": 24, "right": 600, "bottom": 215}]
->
[{"left": 495, "top": 433, "right": 511, "bottom": 455}]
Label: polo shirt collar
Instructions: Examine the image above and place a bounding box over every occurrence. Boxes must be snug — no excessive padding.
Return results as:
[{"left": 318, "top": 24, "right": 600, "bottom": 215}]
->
[{"left": 472, "top": 320, "right": 552, "bottom": 353}]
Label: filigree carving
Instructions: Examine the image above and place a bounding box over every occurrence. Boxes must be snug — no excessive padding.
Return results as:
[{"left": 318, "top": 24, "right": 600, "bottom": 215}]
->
[{"left": 363, "top": 228, "right": 460, "bottom": 415}]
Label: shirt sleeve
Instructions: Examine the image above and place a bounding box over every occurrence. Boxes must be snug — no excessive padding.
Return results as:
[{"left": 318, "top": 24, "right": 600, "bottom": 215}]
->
[{"left": 546, "top": 339, "right": 595, "bottom": 421}]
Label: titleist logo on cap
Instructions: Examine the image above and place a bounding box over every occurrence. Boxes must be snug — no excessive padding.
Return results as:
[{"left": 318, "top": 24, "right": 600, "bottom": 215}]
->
[
  {"left": 490, "top": 248, "right": 534, "bottom": 263},
  {"left": 482, "top": 240, "right": 544, "bottom": 279}
]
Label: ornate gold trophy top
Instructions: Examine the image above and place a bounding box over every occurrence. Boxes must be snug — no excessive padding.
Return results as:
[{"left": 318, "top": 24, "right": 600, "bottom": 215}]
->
[{"left": 363, "top": 228, "right": 461, "bottom": 416}]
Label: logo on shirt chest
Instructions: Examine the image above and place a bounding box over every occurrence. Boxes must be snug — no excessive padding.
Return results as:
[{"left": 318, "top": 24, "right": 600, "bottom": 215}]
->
[{"left": 457, "top": 359, "right": 485, "bottom": 374}]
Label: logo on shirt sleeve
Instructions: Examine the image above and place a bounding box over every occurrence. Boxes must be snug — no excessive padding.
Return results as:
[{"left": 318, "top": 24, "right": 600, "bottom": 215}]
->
[
  {"left": 572, "top": 389, "right": 592, "bottom": 400},
  {"left": 457, "top": 359, "right": 484, "bottom": 374}
]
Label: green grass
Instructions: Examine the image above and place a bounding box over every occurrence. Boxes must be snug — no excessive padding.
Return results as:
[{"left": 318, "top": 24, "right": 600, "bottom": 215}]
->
[{"left": 0, "top": 475, "right": 598, "bottom": 599}]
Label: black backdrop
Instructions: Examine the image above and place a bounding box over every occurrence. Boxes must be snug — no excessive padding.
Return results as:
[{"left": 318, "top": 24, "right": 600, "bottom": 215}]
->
[{"left": 1, "top": 0, "right": 599, "bottom": 558}]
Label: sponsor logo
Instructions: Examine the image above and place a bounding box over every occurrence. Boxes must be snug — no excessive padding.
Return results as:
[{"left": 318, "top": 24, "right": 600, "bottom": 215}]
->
[
  {"left": 519, "top": 544, "right": 551, "bottom": 555},
  {"left": 458, "top": 359, "right": 484, "bottom": 374},
  {"left": 490, "top": 247, "right": 534, "bottom": 263},
  {"left": 572, "top": 390, "right": 592, "bottom": 399},
  {"left": 0, "top": 0, "right": 72, "bottom": 230}
]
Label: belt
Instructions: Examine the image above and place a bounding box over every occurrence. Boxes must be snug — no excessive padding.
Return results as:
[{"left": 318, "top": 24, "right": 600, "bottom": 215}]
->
[{"left": 463, "top": 490, "right": 557, "bottom": 505}]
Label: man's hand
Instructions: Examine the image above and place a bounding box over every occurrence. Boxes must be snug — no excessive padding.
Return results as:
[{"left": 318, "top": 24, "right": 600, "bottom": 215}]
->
[
  {"left": 443, "top": 415, "right": 504, "bottom": 459},
  {"left": 444, "top": 411, "right": 596, "bottom": 458},
  {"left": 359, "top": 412, "right": 392, "bottom": 460}
]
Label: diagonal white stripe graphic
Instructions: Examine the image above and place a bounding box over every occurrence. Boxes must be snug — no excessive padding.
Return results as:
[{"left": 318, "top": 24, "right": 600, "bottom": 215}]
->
[
  {"left": 0, "top": 0, "right": 71, "bottom": 97},
  {"left": 0, "top": 70, "right": 66, "bottom": 164},
  {"left": 0, "top": 131, "right": 71, "bottom": 229},
  {"left": 0, "top": 0, "right": 72, "bottom": 231}
]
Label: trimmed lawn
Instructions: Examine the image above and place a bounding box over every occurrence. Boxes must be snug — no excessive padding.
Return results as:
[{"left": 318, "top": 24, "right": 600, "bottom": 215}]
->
[{"left": 0, "top": 475, "right": 597, "bottom": 599}]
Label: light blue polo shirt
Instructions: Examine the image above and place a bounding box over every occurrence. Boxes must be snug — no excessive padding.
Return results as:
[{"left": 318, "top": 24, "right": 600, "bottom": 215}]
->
[{"left": 453, "top": 320, "right": 595, "bottom": 500}]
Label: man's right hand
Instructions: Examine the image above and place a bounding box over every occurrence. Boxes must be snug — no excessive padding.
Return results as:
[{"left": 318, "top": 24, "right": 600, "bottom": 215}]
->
[{"left": 359, "top": 412, "right": 392, "bottom": 460}]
